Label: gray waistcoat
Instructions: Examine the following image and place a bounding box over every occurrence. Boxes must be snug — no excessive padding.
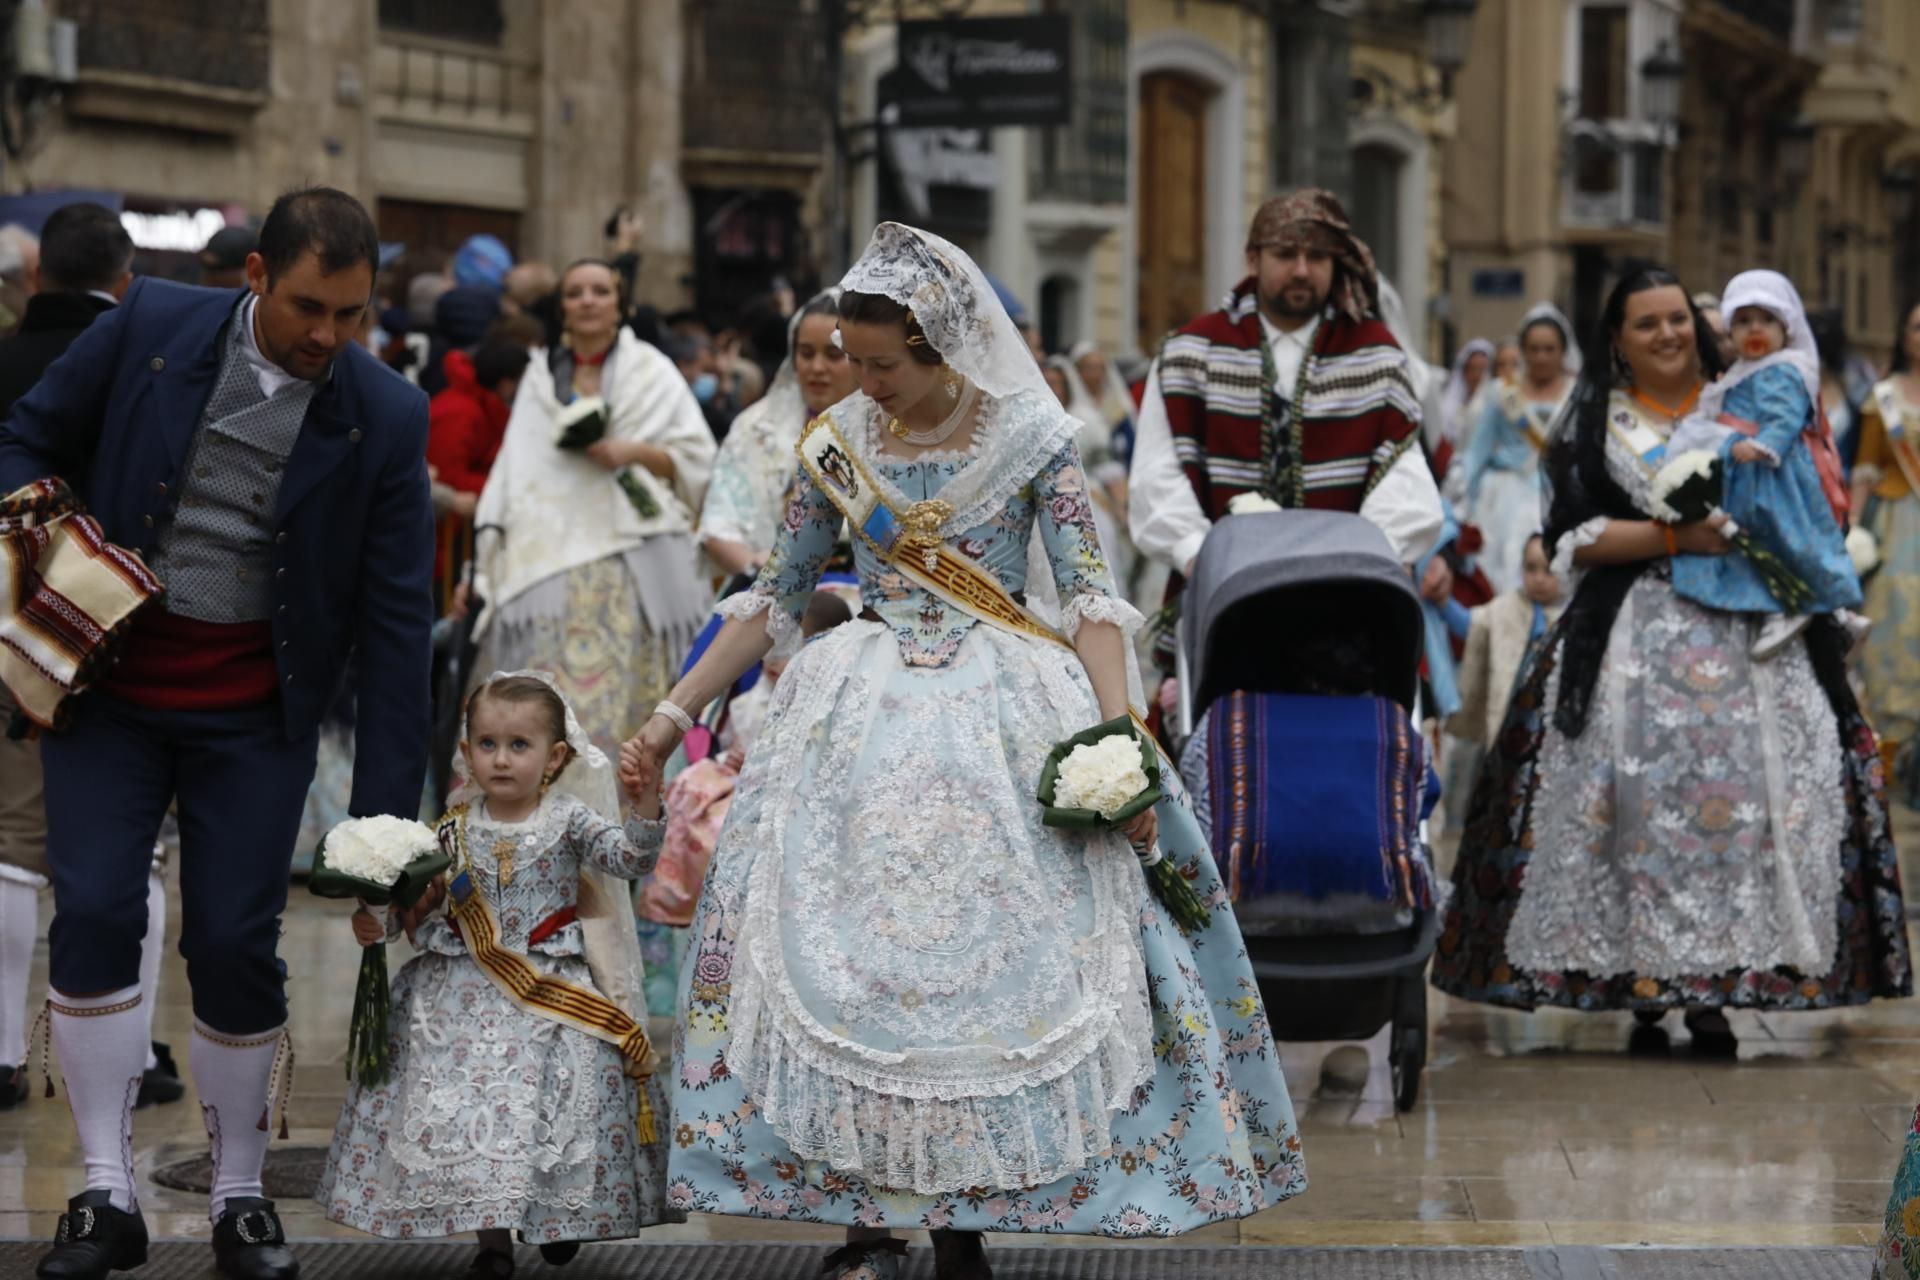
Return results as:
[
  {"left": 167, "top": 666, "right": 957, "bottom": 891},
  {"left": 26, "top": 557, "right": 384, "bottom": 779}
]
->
[{"left": 147, "top": 307, "right": 318, "bottom": 623}]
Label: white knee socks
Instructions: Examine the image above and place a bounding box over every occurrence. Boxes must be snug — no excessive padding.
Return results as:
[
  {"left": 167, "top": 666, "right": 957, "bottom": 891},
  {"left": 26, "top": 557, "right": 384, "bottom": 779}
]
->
[
  {"left": 138, "top": 861, "right": 164, "bottom": 1073},
  {"left": 190, "top": 1020, "right": 283, "bottom": 1221},
  {"left": 0, "top": 874, "right": 38, "bottom": 1067},
  {"left": 48, "top": 983, "right": 146, "bottom": 1211}
]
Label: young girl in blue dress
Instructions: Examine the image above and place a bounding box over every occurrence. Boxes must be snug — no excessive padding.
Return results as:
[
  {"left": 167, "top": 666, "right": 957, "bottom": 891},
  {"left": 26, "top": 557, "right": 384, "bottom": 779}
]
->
[{"left": 1668, "top": 269, "right": 1861, "bottom": 658}]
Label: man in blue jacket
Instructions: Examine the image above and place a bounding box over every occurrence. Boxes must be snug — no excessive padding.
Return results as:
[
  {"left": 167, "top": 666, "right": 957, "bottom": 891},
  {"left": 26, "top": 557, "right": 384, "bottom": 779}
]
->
[{"left": 0, "top": 187, "right": 432, "bottom": 1280}]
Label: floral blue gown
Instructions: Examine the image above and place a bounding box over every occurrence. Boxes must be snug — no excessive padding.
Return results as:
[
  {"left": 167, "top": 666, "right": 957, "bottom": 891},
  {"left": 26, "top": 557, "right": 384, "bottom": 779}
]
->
[
  {"left": 1672, "top": 365, "right": 1862, "bottom": 616},
  {"left": 668, "top": 389, "right": 1304, "bottom": 1236}
]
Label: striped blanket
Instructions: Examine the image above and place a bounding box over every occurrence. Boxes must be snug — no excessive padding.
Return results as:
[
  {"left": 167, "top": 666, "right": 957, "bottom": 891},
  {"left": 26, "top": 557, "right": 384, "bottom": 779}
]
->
[{"left": 0, "top": 478, "right": 162, "bottom": 729}]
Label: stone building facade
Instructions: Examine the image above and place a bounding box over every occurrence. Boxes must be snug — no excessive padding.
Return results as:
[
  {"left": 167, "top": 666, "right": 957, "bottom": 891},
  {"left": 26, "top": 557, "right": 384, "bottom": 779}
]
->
[
  {"left": 15, "top": 0, "right": 832, "bottom": 320},
  {"left": 1445, "top": 0, "right": 1920, "bottom": 365}
]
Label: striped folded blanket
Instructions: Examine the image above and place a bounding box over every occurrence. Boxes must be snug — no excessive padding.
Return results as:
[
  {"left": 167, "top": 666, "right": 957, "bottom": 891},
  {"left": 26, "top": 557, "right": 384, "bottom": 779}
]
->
[
  {"left": 0, "top": 478, "right": 163, "bottom": 729},
  {"left": 1206, "top": 690, "right": 1434, "bottom": 910}
]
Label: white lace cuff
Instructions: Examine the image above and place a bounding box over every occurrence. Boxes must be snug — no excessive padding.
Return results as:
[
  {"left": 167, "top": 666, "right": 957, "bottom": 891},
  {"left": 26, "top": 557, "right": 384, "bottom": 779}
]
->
[
  {"left": 1550, "top": 516, "right": 1611, "bottom": 580},
  {"left": 1854, "top": 463, "right": 1884, "bottom": 489},
  {"left": 1742, "top": 440, "right": 1782, "bottom": 466},
  {"left": 716, "top": 589, "right": 803, "bottom": 659},
  {"left": 1060, "top": 591, "right": 1146, "bottom": 639}
]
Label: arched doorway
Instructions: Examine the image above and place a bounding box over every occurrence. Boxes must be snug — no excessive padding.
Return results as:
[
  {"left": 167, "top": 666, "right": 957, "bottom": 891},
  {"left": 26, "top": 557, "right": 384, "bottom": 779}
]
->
[{"left": 1136, "top": 71, "right": 1212, "bottom": 354}]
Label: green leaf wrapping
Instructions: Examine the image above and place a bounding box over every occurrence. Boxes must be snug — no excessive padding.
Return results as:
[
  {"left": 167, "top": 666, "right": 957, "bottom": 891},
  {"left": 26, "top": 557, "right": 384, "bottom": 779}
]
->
[
  {"left": 1036, "top": 717, "right": 1212, "bottom": 934},
  {"left": 555, "top": 405, "right": 610, "bottom": 452},
  {"left": 1036, "top": 715, "right": 1161, "bottom": 829},
  {"left": 306, "top": 841, "right": 449, "bottom": 1085}
]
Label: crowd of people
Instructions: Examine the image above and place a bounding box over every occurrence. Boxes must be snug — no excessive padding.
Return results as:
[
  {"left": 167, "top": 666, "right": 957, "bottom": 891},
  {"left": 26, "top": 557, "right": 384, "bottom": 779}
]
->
[{"left": 4, "top": 180, "right": 1920, "bottom": 1279}]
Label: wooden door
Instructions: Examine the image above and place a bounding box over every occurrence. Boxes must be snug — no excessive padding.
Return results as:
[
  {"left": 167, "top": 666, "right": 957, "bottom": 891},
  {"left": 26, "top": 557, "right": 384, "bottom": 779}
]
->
[
  {"left": 1137, "top": 72, "right": 1210, "bottom": 354},
  {"left": 376, "top": 198, "right": 522, "bottom": 262}
]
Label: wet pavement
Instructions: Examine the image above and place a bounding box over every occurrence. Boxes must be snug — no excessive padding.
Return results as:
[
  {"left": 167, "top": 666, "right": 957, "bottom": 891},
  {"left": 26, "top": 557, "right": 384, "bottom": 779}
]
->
[{"left": 4, "top": 812, "right": 1917, "bottom": 1254}]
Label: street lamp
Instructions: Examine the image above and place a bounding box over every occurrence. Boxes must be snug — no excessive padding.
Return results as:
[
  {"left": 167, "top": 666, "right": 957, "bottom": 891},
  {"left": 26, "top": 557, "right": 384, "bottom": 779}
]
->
[
  {"left": 1639, "top": 39, "right": 1684, "bottom": 132},
  {"left": 1423, "top": 0, "right": 1477, "bottom": 91}
]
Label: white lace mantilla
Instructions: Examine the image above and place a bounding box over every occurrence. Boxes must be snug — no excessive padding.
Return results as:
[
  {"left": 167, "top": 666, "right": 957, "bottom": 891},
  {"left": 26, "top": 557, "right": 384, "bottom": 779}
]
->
[{"left": 715, "top": 619, "right": 1155, "bottom": 1194}]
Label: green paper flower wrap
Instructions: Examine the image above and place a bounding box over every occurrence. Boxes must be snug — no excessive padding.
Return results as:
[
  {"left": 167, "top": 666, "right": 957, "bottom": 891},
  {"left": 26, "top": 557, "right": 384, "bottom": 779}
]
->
[
  {"left": 308, "top": 827, "right": 450, "bottom": 1087},
  {"left": 1036, "top": 717, "right": 1211, "bottom": 935},
  {"left": 553, "top": 396, "right": 662, "bottom": 519}
]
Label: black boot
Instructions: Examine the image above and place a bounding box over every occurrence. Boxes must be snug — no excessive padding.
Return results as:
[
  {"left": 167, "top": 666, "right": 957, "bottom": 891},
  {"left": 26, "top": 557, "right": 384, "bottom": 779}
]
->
[
  {"left": 210, "top": 1196, "right": 298, "bottom": 1279},
  {"left": 135, "top": 1042, "right": 183, "bottom": 1109},
  {"left": 929, "top": 1228, "right": 992, "bottom": 1280},
  {"left": 35, "top": 1189, "right": 148, "bottom": 1279}
]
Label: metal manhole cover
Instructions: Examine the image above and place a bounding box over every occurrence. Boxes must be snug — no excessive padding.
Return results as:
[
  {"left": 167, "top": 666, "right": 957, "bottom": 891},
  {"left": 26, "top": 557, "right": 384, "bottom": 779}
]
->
[{"left": 149, "top": 1145, "right": 329, "bottom": 1198}]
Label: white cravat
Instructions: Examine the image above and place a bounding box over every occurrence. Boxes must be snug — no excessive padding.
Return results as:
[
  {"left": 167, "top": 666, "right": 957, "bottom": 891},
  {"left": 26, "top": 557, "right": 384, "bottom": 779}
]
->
[{"left": 238, "top": 295, "right": 307, "bottom": 399}]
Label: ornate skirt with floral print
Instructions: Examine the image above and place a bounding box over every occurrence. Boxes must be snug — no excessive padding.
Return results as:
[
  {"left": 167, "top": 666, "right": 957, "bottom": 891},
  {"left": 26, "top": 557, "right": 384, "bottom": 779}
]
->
[
  {"left": 1433, "top": 572, "right": 1911, "bottom": 1010},
  {"left": 315, "top": 950, "right": 677, "bottom": 1242},
  {"left": 1876, "top": 1105, "right": 1920, "bottom": 1278},
  {"left": 667, "top": 621, "right": 1304, "bottom": 1236},
  {"left": 1861, "top": 493, "right": 1920, "bottom": 801}
]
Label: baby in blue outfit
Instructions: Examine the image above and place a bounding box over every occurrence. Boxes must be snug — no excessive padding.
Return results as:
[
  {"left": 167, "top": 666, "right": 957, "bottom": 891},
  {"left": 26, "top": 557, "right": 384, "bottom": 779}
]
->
[{"left": 1667, "top": 270, "right": 1862, "bottom": 658}]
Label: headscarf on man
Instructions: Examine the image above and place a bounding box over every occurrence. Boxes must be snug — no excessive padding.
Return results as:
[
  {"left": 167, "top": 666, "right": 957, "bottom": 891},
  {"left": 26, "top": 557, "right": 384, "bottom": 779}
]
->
[{"left": 1245, "top": 188, "right": 1380, "bottom": 325}]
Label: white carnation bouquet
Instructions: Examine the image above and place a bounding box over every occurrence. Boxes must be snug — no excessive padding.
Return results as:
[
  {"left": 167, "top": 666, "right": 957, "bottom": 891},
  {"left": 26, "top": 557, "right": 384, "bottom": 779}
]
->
[
  {"left": 1036, "top": 716, "right": 1210, "bottom": 933},
  {"left": 1648, "top": 448, "right": 1813, "bottom": 613},
  {"left": 308, "top": 815, "right": 449, "bottom": 1084},
  {"left": 1848, "top": 525, "right": 1880, "bottom": 578}
]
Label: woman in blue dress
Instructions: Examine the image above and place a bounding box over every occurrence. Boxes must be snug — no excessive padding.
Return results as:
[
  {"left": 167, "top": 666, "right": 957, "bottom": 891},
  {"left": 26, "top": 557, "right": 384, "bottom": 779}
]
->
[
  {"left": 1461, "top": 304, "right": 1579, "bottom": 594},
  {"left": 620, "top": 224, "right": 1303, "bottom": 1280}
]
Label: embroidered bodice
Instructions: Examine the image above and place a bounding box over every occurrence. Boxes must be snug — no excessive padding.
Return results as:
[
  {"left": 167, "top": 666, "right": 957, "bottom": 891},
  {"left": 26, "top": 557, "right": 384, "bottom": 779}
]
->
[
  {"left": 413, "top": 792, "right": 662, "bottom": 958},
  {"left": 722, "top": 390, "right": 1133, "bottom": 667}
]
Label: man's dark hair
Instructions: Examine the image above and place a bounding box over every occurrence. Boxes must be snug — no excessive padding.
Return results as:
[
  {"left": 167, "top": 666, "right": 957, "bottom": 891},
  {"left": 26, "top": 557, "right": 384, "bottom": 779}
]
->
[
  {"left": 471, "top": 339, "right": 530, "bottom": 392},
  {"left": 38, "top": 202, "right": 133, "bottom": 294},
  {"left": 256, "top": 186, "right": 379, "bottom": 286}
]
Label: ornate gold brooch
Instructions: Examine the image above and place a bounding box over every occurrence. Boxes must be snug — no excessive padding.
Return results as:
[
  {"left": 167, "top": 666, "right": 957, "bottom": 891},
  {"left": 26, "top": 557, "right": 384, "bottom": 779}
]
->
[{"left": 898, "top": 499, "right": 953, "bottom": 574}]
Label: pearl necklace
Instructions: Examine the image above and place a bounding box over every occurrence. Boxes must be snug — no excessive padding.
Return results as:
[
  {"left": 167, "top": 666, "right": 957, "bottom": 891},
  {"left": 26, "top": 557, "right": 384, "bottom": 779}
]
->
[{"left": 888, "top": 378, "right": 978, "bottom": 448}]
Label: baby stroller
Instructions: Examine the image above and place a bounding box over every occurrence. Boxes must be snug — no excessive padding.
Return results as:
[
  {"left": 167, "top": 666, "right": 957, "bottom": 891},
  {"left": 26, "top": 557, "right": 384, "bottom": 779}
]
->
[{"left": 1174, "top": 510, "right": 1439, "bottom": 1112}]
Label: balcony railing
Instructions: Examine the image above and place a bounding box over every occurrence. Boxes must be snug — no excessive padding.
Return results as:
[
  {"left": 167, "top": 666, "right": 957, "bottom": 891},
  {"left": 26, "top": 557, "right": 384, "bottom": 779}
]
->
[
  {"left": 66, "top": 0, "right": 268, "bottom": 94},
  {"left": 1028, "top": 0, "right": 1128, "bottom": 206},
  {"left": 1564, "top": 124, "right": 1666, "bottom": 230},
  {"left": 684, "top": 1, "right": 830, "bottom": 160}
]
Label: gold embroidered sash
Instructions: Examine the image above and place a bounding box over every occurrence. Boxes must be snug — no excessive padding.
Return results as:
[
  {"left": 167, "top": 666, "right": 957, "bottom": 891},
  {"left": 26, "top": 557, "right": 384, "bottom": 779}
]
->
[
  {"left": 1873, "top": 382, "right": 1920, "bottom": 497},
  {"left": 439, "top": 806, "right": 658, "bottom": 1143}
]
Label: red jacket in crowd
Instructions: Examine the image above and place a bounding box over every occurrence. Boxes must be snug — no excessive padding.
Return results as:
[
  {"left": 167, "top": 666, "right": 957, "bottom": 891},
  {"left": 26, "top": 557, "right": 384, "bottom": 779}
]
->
[{"left": 426, "top": 349, "right": 510, "bottom": 495}]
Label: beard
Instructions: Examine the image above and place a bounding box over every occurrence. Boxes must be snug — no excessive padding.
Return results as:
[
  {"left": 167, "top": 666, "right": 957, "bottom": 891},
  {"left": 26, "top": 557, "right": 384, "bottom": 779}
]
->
[{"left": 1261, "top": 281, "right": 1327, "bottom": 325}]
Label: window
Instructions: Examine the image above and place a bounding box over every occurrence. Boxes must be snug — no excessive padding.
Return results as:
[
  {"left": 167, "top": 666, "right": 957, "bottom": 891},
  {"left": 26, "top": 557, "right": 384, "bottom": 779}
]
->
[
  {"left": 1030, "top": 0, "right": 1128, "bottom": 204},
  {"left": 1351, "top": 143, "right": 1404, "bottom": 286},
  {"left": 1577, "top": 5, "right": 1630, "bottom": 121},
  {"left": 379, "top": 0, "right": 504, "bottom": 44}
]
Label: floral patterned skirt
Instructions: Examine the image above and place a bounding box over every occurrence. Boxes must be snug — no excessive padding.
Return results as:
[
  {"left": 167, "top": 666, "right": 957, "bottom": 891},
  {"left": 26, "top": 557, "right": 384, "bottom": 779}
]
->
[
  {"left": 315, "top": 950, "right": 677, "bottom": 1242},
  {"left": 1432, "top": 577, "right": 1910, "bottom": 1011},
  {"left": 1861, "top": 494, "right": 1920, "bottom": 801},
  {"left": 666, "top": 622, "right": 1304, "bottom": 1236},
  {"left": 1876, "top": 1105, "right": 1920, "bottom": 1278}
]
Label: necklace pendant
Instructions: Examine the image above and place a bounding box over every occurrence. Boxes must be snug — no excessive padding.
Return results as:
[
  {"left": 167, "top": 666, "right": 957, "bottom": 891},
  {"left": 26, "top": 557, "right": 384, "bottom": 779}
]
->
[
  {"left": 492, "top": 837, "right": 516, "bottom": 888},
  {"left": 898, "top": 498, "right": 954, "bottom": 573},
  {"left": 888, "top": 417, "right": 910, "bottom": 440}
]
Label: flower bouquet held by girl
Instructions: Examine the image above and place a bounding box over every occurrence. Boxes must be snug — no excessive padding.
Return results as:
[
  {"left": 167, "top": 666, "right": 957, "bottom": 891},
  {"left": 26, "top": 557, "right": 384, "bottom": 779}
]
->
[
  {"left": 308, "top": 814, "right": 449, "bottom": 1086},
  {"left": 316, "top": 671, "right": 678, "bottom": 1272},
  {"left": 1036, "top": 716, "right": 1212, "bottom": 934}
]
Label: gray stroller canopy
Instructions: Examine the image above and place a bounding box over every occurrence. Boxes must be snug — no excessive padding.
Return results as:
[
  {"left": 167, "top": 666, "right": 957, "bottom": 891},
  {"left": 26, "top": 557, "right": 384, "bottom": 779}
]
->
[{"left": 1180, "top": 510, "right": 1426, "bottom": 716}]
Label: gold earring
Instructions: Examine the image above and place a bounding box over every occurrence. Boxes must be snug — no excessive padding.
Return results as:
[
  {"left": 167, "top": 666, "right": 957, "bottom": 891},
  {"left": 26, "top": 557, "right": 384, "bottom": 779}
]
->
[
  {"left": 539, "top": 770, "right": 554, "bottom": 796},
  {"left": 943, "top": 365, "right": 961, "bottom": 399}
]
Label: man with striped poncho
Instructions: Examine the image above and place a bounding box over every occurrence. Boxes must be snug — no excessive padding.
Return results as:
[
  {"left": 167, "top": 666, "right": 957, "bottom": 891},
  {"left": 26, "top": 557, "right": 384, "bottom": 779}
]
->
[{"left": 1128, "top": 188, "right": 1444, "bottom": 671}]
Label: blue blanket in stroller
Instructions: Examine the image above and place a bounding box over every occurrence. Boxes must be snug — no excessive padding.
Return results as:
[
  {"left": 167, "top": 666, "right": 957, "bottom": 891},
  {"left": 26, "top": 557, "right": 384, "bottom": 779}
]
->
[{"left": 1205, "top": 691, "right": 1436, "bottom": 911}]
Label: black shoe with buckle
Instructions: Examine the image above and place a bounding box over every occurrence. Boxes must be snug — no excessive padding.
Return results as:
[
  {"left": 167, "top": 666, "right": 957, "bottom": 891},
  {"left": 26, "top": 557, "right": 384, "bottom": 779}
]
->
[
  {"left": 36, "top": 1189, "right": 148, "bottom": 1279},
  {"left": 211, "top": 1197, "right": 298, "bottom": 1280}
]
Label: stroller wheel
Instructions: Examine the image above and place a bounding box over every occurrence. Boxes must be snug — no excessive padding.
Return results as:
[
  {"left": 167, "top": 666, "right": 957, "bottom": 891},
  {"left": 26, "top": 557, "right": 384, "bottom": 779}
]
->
[{"left": 1389, "top": 1024, "right": 1425, "bottom": 1112}]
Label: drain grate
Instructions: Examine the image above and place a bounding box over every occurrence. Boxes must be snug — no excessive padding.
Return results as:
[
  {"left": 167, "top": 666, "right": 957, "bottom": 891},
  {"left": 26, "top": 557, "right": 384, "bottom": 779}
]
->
[{"left": 0, "top": 1242, "right": 1870, "bottom": 1280}]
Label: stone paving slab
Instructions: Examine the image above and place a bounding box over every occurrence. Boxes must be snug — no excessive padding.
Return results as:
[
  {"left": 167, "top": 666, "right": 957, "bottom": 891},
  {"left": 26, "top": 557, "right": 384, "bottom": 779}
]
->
[{"left": 0, "top": 1241, "right": 1871, "bottom": 1280}]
